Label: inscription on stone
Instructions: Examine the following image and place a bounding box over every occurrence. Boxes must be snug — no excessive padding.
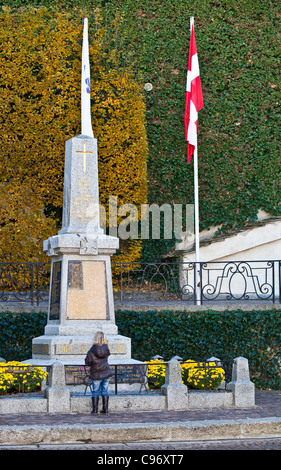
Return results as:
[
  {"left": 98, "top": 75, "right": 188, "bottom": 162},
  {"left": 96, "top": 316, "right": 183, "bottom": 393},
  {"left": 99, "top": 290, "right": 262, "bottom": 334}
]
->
[
  {"left": 65, "top": 366, "right": 90, "bottom": 386},
  {"left": 55, "top": 344, "right": 88, "bottom": 355},
  {"left": 66, "top": 260, "right": 108, "bottom": 320},
  {"left": 114, "top": 364, "right": 147, "bottom": 384},
  {"left": 49, "top": 261, "right": 61, "bottom": 320},
  {"left": 71, "top": 177, "right": 97, "bottom": 222},
  {"left": 55, "top": 343, "right": 126, "bottom": 355},
  {"left": 68, "top": 261, "right": 83, "bottom": 289},
  {"left": 32, "top": 344, "right": 51, "bottom": 355},
  {"left": 65, "top": 364, "right": 147, "bottom": 386}
]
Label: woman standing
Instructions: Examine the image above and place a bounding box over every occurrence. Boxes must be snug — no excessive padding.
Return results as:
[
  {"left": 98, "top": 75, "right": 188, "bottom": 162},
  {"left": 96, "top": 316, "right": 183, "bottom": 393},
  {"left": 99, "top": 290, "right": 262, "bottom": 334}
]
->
[{"left": 85, "top": 332, "right": 114, "bottom": 413}]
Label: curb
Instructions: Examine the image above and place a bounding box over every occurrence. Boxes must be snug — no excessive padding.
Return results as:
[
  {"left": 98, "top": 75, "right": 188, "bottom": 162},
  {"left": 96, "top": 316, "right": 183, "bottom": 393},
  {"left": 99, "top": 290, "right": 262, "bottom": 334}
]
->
[{"left": 1, "top": 417, "right": 281, "bottom": 446}]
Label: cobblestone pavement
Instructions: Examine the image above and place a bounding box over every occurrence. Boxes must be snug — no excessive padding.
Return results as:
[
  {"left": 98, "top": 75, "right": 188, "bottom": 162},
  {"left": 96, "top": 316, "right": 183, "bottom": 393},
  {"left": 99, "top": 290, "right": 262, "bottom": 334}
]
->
[
  {"left": 1, "top": 390, "right": 281, "bottom": 451},
  {"left": 1, "top": 390, "right": 281, "bottom": 427}
]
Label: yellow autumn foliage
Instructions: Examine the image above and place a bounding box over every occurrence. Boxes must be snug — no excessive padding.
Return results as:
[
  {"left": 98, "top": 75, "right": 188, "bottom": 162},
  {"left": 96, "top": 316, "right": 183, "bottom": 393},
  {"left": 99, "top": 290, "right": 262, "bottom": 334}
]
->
[{"left": 0, "top": 8, "right": 148, "bottom": 263}]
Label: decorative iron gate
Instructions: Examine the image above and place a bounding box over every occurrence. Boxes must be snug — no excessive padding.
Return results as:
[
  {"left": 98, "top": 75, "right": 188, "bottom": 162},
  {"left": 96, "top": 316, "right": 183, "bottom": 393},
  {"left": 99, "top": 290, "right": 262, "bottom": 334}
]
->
[{"left": 0, "top": 260, "right": 280, "bottom": 305}]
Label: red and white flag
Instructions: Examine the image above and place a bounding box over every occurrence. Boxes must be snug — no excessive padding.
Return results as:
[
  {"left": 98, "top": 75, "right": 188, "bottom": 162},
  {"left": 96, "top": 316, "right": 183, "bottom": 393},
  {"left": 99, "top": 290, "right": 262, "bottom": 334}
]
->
[{"left": 184, "top": 21, "right": 204, "bottom": 164}]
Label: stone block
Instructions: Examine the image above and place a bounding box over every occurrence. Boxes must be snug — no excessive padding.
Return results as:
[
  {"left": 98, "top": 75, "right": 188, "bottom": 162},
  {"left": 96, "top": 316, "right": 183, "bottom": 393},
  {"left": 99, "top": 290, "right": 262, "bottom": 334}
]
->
[
  {"left": 161, "top": 358, "right": 188, "bottom": 410},
  {"left": 227, "top": 357, "right": 255, "bottom": 408},
  {"left": 44, "top": 362, "right": 70, "bottom": 413}
]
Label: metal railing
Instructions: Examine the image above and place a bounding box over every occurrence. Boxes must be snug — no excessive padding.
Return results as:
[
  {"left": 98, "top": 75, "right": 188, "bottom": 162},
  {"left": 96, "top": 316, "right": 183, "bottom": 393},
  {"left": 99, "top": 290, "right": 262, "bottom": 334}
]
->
[
  {"left": 0, "top": 262, "right": 50, "bottom": 305},
  {"left": 64, "top": 360, "right": 233, "bottom": 394},
  {"left": 115, "top": 260, "right": 281, "bottom": 305},
  {"left": 0, "top": 260, "right": 280, "bottom": 306},
  {"left": 65, "top": 363, "right": 149, "bottom": 395}
]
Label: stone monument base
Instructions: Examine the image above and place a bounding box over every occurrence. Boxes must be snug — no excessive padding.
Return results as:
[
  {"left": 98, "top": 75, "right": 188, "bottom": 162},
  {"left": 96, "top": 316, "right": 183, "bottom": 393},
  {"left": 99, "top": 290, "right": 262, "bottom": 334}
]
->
[
  {"left": 30, "top": 333, "right": 132, "bottom": 363},
  {"left": 25, "top": 333, "right": 144, "bottom": 393}
]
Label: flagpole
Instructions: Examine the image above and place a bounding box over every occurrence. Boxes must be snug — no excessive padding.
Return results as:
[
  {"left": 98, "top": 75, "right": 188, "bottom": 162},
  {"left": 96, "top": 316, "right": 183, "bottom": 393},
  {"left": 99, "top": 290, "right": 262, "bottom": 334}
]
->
[
  {"left": 190, "top": 16, "right": 201, "bottom": 306},
  {"left": 194, "top": 142, "right": 201, "bottom": 305},
  {"left": 81, "top": 17, "right": 94, "bottom": 138}
]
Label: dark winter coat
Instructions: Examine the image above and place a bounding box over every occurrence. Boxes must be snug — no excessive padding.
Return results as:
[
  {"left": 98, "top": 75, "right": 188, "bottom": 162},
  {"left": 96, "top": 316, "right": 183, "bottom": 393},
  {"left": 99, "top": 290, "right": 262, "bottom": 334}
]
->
[{"left": 85, "top": 344, "right": 114, "bottom": 380}]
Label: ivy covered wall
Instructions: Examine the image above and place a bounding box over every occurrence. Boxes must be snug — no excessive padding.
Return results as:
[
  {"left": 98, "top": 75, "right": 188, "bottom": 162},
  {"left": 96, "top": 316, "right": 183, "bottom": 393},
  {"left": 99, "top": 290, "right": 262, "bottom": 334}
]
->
[
  {"left": 0, "top": 0, "right": 280, "bottom": 262},
  {"left": 115, "top": 0, "right": 281, "bottom": 260}
]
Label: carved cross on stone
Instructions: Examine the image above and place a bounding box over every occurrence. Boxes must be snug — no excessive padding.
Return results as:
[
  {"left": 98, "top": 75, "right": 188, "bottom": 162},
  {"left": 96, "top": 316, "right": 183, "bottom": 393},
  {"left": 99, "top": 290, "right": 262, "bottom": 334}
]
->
[{"left": 76, "top": 142, "right": 94, "bottom": 173}]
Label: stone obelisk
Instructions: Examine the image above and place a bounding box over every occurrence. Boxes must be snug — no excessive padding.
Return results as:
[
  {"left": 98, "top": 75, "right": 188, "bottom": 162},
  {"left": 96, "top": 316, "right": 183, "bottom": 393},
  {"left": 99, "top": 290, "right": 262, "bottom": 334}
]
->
[{"left": 30, "top": 18, "right": 132, "bottom": 364}]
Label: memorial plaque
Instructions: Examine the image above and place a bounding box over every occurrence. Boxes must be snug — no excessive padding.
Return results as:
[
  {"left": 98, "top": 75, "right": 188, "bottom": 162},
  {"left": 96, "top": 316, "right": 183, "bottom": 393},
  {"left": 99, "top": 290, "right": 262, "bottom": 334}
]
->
[
  {"left": 32, "top": 344, "right": 51, "bottom": 355},
  {"left": 64, "top": 364, "right": 147, "bottom": 386},
  {"left": 65, "top": 366, "right": 91, "bottom": 385},
  {"left": 54, "top": 342, "right": 127, "bottom": 355},
  {"left": 113, "top": 364, "right": 147, "bottom": 384},
  {"left": 66, "top": 260, "right": 108, "bottom": 320},
  {"left": 68, "top": 261, "right": 83, "bottom": 289},
  {"left": 55, "top": 343, "right": 88, "bottom": 355},
  {"left": 49, "top": 261, "right": 61, "bottom": 320}
]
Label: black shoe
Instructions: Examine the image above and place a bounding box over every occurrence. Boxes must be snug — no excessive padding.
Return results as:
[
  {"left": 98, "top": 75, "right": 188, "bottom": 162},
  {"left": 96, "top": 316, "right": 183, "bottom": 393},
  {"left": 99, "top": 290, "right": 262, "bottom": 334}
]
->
[
  {"left": 101, "top": 396, "right": 109, "bottom": 413},
  {"left": 91, "top": 396, "right": 99, "bottom": 413}
]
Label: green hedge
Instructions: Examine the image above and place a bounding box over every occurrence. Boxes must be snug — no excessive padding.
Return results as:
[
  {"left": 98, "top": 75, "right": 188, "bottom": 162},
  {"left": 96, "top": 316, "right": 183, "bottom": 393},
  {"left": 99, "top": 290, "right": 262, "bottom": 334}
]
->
[
  {"left": 0, "top": 311, "right": 47, "bottom": 363},
  {"left": 1, "top": 309, "right": 281, "bottom": 389},
  {"left": 116, "top": 309, "right": 281, "bottom": 390}
]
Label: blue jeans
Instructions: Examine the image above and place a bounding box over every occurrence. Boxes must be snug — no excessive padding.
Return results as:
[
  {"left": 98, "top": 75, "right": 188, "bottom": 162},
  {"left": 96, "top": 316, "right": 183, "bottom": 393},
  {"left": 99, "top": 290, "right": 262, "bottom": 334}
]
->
[{"left": 92, "top": 377, "right": 110, "bottom": 397}]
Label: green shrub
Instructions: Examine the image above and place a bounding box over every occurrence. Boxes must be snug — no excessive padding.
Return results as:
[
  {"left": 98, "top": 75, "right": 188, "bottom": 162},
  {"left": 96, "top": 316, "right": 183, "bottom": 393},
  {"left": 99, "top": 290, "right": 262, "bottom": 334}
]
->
[
  {"left": 116, "top": 309, "right": 281, "bottom": 389},
  {"left": 0, "top": 311, "right": 47, "bottom": 362}
]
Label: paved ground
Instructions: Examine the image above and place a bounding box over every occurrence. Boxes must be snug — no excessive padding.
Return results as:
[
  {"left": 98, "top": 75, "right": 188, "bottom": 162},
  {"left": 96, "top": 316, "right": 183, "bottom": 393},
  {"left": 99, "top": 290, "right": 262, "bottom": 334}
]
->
[
  {"left": 1, "top": 437, "right": 281, "bottom": 450},
  {"left": 1, "top": 390, "right": 281, "bottom": 426},
  {"left": 1, "top": 390, "right": 281, "bottom": 451}
]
